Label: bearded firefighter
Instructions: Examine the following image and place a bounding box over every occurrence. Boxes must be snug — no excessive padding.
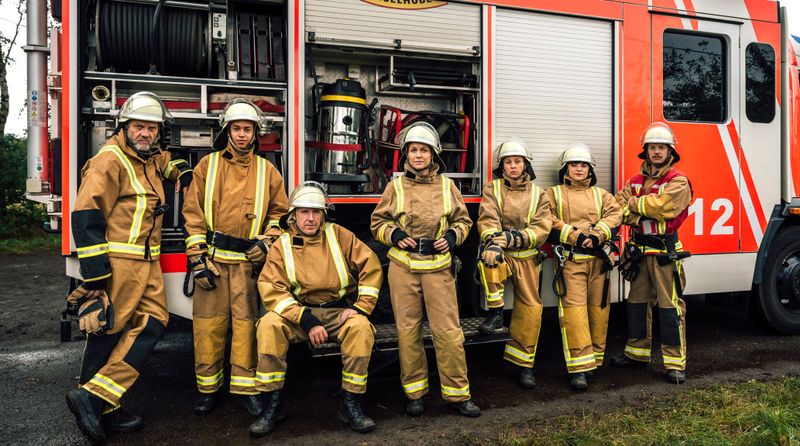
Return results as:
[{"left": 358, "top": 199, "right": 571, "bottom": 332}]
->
[
  {"left": 371, "top": 121, "right": 479, "bottom": 418},
  {"left": 547, "top": 143, "right": 621, "bottom": 391},
  {"left": 250, "top": 182, "right": 383, "bottom": 436},
  {"left": 476, "top": 139, "right": 552, "bottom": 390},
  {"left": 66, "top": 92, "right": 192, "bottom": 444},
  {"left": 611, "top": 122, "right": 693, "bottom": 384},
  {"left": 182, "top": 98, "right": 289, "bottom": 416}
]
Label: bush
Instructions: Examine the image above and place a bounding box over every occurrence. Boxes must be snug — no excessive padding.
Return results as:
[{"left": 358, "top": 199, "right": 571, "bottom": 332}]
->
[{"left": 0, "top": 134, "right": 49, "bottom": 238}]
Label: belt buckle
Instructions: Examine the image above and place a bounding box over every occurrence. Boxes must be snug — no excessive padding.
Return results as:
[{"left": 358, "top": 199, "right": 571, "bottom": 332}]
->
[
  {"left": 209, "top": 231, "right": 220, "bottom": 247},
  {"left": 417, "top": 238, "right": 432, "bottom": 254}
]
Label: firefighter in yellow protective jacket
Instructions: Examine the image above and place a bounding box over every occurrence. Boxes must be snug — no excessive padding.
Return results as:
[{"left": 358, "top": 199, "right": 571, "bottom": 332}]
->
[
  {"left": 66, "top": 92, "right": 192, "bottom": 444},
  {"left": 370, "top": 121, "right": 479, "bottom": 418},
  {"left": 611, "top": 122, "right": 693, "bottom": 384},
  {"left": 476, "top": 139, "right": 551, "bottom": 390},
  {"left": 182, "top": 99, "right": 289, "bottom": 416},
  {"left": 250, "top": 182, "right": 382, "bottom": 437},
  {"left": 547, "top": 143, "right": 621, "bottom": 391}
]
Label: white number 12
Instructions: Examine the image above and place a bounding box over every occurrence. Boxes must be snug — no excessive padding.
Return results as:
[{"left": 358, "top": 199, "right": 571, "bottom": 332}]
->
[{"left": 687, "top": 198, "right": 734, "bottom": 235}]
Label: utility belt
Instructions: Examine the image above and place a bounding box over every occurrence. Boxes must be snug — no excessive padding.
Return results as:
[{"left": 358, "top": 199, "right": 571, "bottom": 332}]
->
[
  {"left": 552, "top": 240, "right": 620, "bottom": 307},
  {"left": 402, "top": 237, "right": 439, "bottom": 256},
  {"left": 301, "top": 295, "right": 352, "bottom": 309},
  {"left": 206, "top": 231, "right": 256, "bottom": 253},
  {"left": 630, "top": 232, "right": 678, "bottom": 252}
]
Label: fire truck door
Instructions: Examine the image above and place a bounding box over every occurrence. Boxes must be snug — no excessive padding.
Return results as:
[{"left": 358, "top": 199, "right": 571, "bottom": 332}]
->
[{"left": 651, "top": 15, "right": 741, "bottom": 254}]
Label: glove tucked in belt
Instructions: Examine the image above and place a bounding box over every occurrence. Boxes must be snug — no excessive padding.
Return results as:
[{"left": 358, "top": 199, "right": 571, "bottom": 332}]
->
[
  {"left": 66, "top": 285, "right": 114, "bottom": 335},
  {"left": 190, "top": 254, "right": 221, "bottom": 290},
  {"left": 245, "top": 235, "right": 273, "bottom": 264}
]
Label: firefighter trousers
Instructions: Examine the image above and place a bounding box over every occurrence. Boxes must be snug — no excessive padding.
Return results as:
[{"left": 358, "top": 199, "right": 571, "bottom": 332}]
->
[
  {"left": 556, "top": 258, "right": 610, "bottom": 374},
  {"left": 478, "top": 256, "right": 543, "bottom": 369},
  {"left": 80, "top": 257, "right": 169, "bottom": 410},
  {"left": 255, "top": 308, "right": 375, "bottom": 394},
  {"left": 388, "top": 262, "right": 471, "bottom": 402},
  {"left": 624, "top": 256, "right": 687, "bottom": 371},
  {"left": 193, "top": 261, "right": 259, "bottom": 395}
]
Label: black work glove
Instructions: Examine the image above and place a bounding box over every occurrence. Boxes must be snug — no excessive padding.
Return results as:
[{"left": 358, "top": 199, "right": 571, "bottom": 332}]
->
[
  {"left": 443, "top": 230, "right": 457, "bottom": 252},
  {"left": 391, "top": 229, "right": 410, "bottom": 247}
]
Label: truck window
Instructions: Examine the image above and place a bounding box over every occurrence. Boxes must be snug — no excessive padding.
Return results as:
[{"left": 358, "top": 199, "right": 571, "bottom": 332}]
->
[
  {"left": 745, "top": 42, "right": 776, "bottom": 123},
  {"left": 663, "top": 30, "right": 726, "bottom": 123}
]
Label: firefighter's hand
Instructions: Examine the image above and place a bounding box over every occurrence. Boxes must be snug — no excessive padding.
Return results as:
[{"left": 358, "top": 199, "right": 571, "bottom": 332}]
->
[
  {"left": 435, "top": 230, "right": 457, "bottom": 254},
  {"left": 490, "top": 232, "right": 509, "bottom": 248},
  {"left": 577, "top": 232, "right": 595, "bottom": 249},
  {"left": 67, "top": 287, "right": 114, "bottom": 335},
  {"left": 340, "top": 308, "right": 357, "bottom": 323},
  {"left": 392, "top": 229, "right": 416, "bottom": 249},
  {"left": 86, "top": 289, "right": 104, "bottom": 299},
  {"left": 308, "top": 325, "right": 329, "bottom": 347},
  {"left": 481, "top": 245, "right": 504, "bottom": 267},
  {"left": 245, "top": 235, "right": 271, "bottom": 264},
  {"left": 191, "top": 255, "right": 220, "bottom": 290}
]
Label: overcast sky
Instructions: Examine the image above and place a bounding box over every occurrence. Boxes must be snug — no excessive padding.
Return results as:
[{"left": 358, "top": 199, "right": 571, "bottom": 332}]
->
[{"left": 2, "top": 1, "right": 800, "bottom": 136}]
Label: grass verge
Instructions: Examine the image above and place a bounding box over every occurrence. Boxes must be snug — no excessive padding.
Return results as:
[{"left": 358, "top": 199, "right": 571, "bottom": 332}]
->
[
  {"left": 468, "top": 376, "right": 800, "bottom": 446},
  {"left": 0, "top": 234, "right": 61, "bottom": 254}
]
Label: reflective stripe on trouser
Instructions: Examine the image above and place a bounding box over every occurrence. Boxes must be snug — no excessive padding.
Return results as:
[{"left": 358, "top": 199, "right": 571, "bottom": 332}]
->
[
  {"left": 81, "top": 257, "right": 168, "bottom": 408},
  {"left": 557, "top": 258, "right": 608, "bottom": 373},
  {"left": 255, "top": 308, "right": 375, "bottom": 394},
  {"left": 193, "top": 262, "right": 259, "bottom": 395},
  {"left": 502, "top": 257, "right": 543, "bottom": 368},
  {"left": 477, "top": 261, "right": 512, "bottom": 309},
  {"left": 388, "top": 262, "right": 471, "bottom": 402},
  {"left": 624, "top": 256, "right": 687, "bottom": 371}
]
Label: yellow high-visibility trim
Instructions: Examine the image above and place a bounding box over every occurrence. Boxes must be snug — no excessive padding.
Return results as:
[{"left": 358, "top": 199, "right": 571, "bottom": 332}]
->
[
  {"left": 83, "top": 272, "right": 112, "bottom": 283},
  {"left": 164, "top": 159, "right": 187, "bottom": 180},
  {"left": 435, "top": 177, "right": 452, "bottom": 239},
  {"left": 478, "top": 262, "right": 505, "bottom": 305},
  {"left": 358, "top": 286, "right": 379, "bottom": 298},
  {"left": 325, "top": 223, "right": 350, "bottom": 297},
  {"left": 663, "top": 355, "right": 686, "bottom": 366},
  {"left": 230, "top": 375, "right": 256, "bottom": 386},
  {"left": 90, "top": 373, "right": 126, "bottom": 398},
  {"left": 402, "top": 378, "right": 429, "bottom": 394},
  {"left": 441, "top": 384, "right": 470, "bottom": 397},
  {"left": 342, "top": 372, "right": 368, "bottom": 386},
  {"left": 99, "top": 146, "right": 147, "bottom": 245},
  {"left": 480, "top": 228, "right": 500, "bottom": 241},
  {"left": 255, "top": 371, "right": 286, "bottom": 384},
  {"left": 320, "top": 94, "right": 367, "bottom": 105},
  {"left": 353, "top": 303, "right": 370, "bottom": 315},
  {"left": 493, "top": 179, "right": 503, "bottom": 210},
  {"left": 249, "top": 157, "right": 267, "bottom": 238},
  {"left": 624, "top": 345, "right": 651, "bottom": 359},
  {"left": 637, "top": 196, "right": 647, "bottom": 217},
  {"left": 504, "top": 344, "right": 534, "bottom": 363},
  {"left": 591, "top": 186, "right": 603, "bottom": 217},
  {"left": 196, "top": 371, "right": 223, "bottom": 386},
  {"left": 279, "top": 234, "right": 301, "bottom": 296},
  {"left": 553, "top": 185, "right": 564, "bottom": 220},
  {"left": 559, "top": 224, "right": 573, "bottom": 244},
  {"left": 185, "top": 234, "right": 206, "bottom": 248},
  {"left": 393, "top": 178, "right": 405, "bottom": 215},
  {"left": 274, "top": 297, "right": 298, "bottom": 315},
  {"left": 596, "top": 221, "right": 612, "bottom": 240},
  {"left": 506, "top": 248, "right": 539, "bottom": 260},
  {"left": 77, "top": 243, "right": 109, "bottom": 259},
  {"left": 208, "top": 246, "right": 248, "bottom": 261},
  {"left": 204, "top": 152, "right": 221, "bottom": 231},
  {"left": 107, "top": 242, "right": 160, "bottom": 257},
  {"left": 388, "top": 248, "right": 451, "bottom": 271},
  {"left": 267, "top": 219, "right": 281, "bottom": 228}
]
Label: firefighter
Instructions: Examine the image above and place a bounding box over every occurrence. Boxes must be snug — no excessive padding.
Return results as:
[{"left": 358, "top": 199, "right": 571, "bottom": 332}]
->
[
  {"left": 611, "top": 122, "right": 693, "bottom": 384},
  {"left": 547, "top": 143, "right": 621, "bottom": 391},
  {"left": 182, "top": 98, "right": 289, "bottom": 416},
  {"left": 370, "top": 121, "right": 479, "bottom": 418},
  {"left": 475, "top": 139, "right": 552, "bottom": 389},
  {"left": 66, "top": 91, "right": 192, "bottom": 444},
  {"left": 249, "top": 182, "right": 383, "bottom": 436}
]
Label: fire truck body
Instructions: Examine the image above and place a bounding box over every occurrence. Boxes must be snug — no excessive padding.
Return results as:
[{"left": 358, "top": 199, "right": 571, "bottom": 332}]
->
[{"left": 26, "top": 0, "right": 800, "bottom": 338}]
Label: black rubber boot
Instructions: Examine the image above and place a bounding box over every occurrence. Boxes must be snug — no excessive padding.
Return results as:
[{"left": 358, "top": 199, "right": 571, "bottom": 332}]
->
[
  {"left": 66, "top": 388, "right": 106, "bottom": 444},
  {"left": 405, "top": 398, "right": 424, "bottom": 417},
  {"left": 450, "top": 400, "right": 481, "bottom": 418},
  {"left": 238, "top": 394, "right": 263, "bottom": 416},
  {"left": 666, "top": 369, "right": 686, "bottom": 384},
  {"left": 101, "top": 408, "right": 143, "bottom": 433},
  {"left": 249, "top": 391, "right": 287, "bottom": 438},
  {"left": 479, "top": 308, "right": 505, "bottom": 335},
  {"left": 569, "top": 373, "right": 588, "bottom": 391},
  {"left": 338, "top": 391, "right": 376, "bottom": 433},
  {"left": 519, "top": 367, "right": 536, "bottom": 389},
  {"left": 610, "top": 353, "right": 647, "bottom": 368},
  {"left": 193, "top": 393, "right": 217, "bottom": 416}
]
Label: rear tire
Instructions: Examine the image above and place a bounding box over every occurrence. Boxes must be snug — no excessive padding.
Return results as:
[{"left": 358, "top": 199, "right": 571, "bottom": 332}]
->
[{"left": 753, "top": 225, "right": 800, "bottom": 334}]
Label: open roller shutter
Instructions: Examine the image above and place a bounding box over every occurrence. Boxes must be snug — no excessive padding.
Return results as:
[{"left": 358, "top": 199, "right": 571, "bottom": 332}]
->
[
  {"left": 495, "top": 9, "right": 614, "bottom": 190},
  {"left": 306, "top": 0, "right": 481, "bottom": 55}
]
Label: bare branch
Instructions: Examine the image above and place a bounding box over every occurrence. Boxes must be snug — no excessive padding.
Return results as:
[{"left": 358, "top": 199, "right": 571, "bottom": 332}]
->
[{"left": 0, "top": 0, "right": 25, "bottom": 67}]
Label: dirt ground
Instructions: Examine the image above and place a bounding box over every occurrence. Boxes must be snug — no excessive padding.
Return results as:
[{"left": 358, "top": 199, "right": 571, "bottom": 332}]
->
[{"left": 1, "top": 251, "right": 800, "bottom": 445}]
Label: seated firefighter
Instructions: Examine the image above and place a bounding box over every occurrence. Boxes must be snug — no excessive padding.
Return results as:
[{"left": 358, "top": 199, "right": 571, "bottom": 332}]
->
[{"left": 249, "top": 182, "right": 384, "bottom": 437}]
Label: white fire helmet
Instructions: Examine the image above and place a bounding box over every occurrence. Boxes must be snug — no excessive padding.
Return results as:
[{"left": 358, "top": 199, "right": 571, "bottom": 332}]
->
[
  {"left": 117, "top": 91, "right": 172, "bottom": 125},
  {"left": 559, "top": 142, "right": 596, "bottom": 168},
  {"left": 397, "top": 121, "right": 442, "bottom": 155},
  {"left": 213, "top": 98, "right": 264, "bottom": 150},
  {"left": 493, "top": 138, "right": 535, "bottom": 179},
  {"left": 288, "top": 181, "right": 332, "bottom": 214},
  {"left": 640, "top": 121, "right": 680, "bottom": 162}
]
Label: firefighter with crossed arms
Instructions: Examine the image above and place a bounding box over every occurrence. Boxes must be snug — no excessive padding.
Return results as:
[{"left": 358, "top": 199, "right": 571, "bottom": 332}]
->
[
  {"left": 250, "top": 182, "right": 383, "bottom": 436},
  {"left": 66, "top": 92, "right": 192, "bottom": 444},
  {"left": 611, "top": 122, "right": 693, "bottom": 384},
  {"left": 546, "top": 143, "right": 621, "bottom": 391},
  {"left": 182, "top": 98, "right": 289, "bottom": 417},
  {"left": 475, "top": 139, "right": 552, "bottom": 390},
  {"left": 371, "top": 121, "right": 479, "bottom": 418}
]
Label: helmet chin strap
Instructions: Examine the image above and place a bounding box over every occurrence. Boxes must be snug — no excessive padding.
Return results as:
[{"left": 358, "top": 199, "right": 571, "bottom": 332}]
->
[
  {"left": 125, "top": 130, "right": 158, "bottom": 158},
  {"left": 228, "top": 133, "right": 255, "bottom": 154}
]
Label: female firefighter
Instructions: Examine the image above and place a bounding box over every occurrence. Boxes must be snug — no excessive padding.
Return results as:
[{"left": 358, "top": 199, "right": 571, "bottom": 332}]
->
[
  {"left": 547, "top": 143, "right": 622, "bottom": 391},
  {"left": 476, "top": 139, "right": 552, "bottom": 389},
  {"left": 370, "top": 121, "right": 479, "bottom": 418}
]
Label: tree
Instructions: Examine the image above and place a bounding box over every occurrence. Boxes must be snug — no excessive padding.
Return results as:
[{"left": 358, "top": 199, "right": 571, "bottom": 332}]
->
[{"left": 0, "top": 0, "right": 25, "bottom": 134}]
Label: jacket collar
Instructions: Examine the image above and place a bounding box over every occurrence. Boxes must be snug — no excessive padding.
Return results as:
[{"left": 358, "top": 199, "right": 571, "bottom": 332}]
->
[
  {"left": 502, "top": 172, "right": 530, "bottom": 190},
  {"left": 110, "top": 131, "right": 160, "bottom": 164},
  {"left": 403, "top": 162, "right": 440, "bottom": 183},
  {"left": 562, "top": 175, "right": 591, "bottom": 190},
  {"left": 221, "top": 143, "right": 254, "bottom": 165},
  {"left": 640, "top": 160, "right": 676, "bottom": 180}
]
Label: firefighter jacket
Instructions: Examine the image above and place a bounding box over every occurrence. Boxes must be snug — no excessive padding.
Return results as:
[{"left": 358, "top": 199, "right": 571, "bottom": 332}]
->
[
  {"left": 547, "top": 176, "right": 622, "bottom": 260},
  {"left": 258, "top": 222, "right": 383, "bottom": 330},
  {"left": 371, "top": 165, "right": 472, "bottom": 273},
  {"left": 616, "top": 161, "right": 693, "bottom": 254},
  {"left": 477, "top": 173, "right": 552, "bottom": 260},
  {"left": 183, "top": 144, "right": 289, "bottom": 263},
  {"left": 72, "top": 131, "right": 192, "bottom": 289}
]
